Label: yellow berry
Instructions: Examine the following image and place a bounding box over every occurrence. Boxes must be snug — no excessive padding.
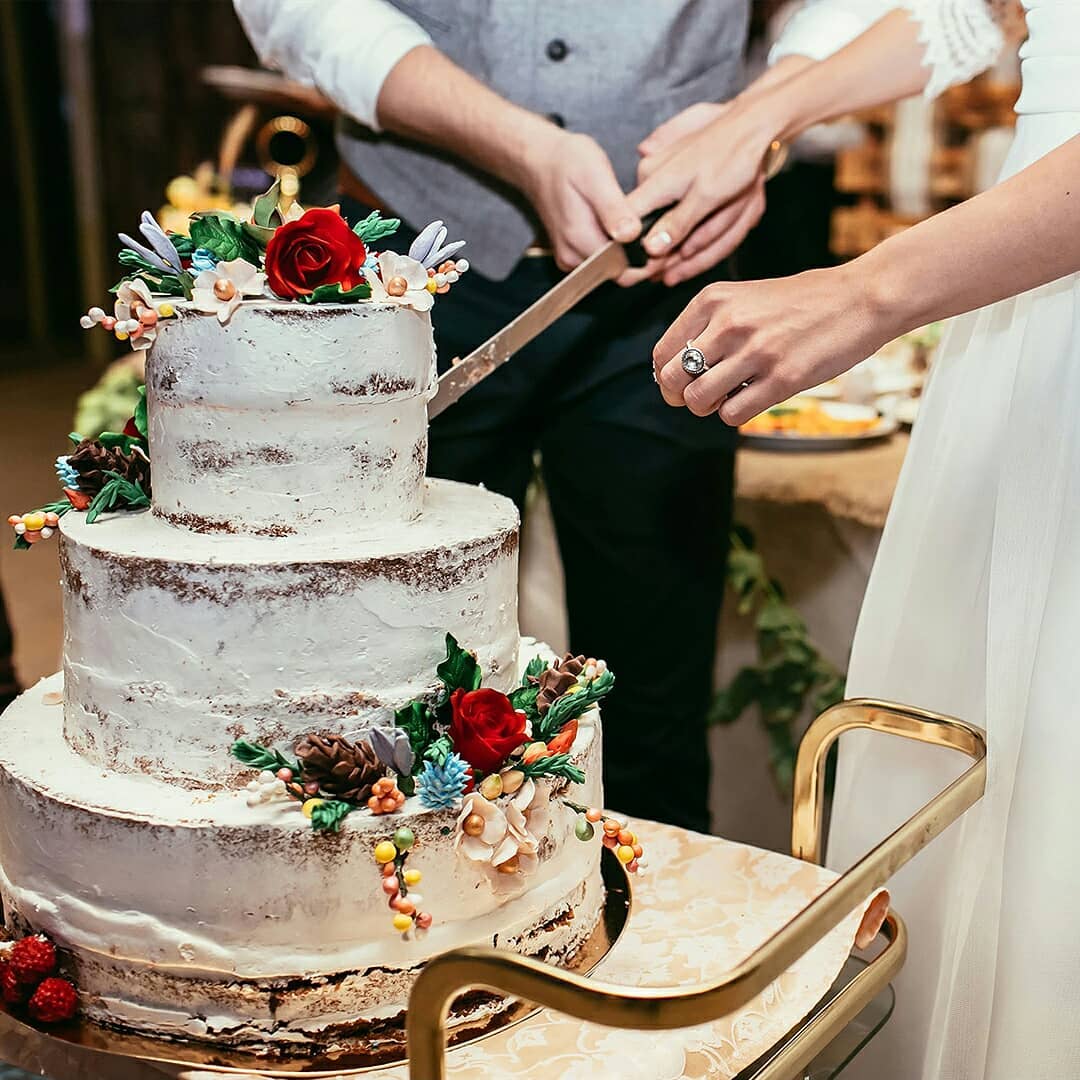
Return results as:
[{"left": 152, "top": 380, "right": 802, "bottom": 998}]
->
[
  {"left": 374, "top": 841, "right": 397, "bottom": 864},
  {"left": 302, "top": 798, "right": 324, "bottom": 819},
  {"left": 425, "top": 278, "right": 438, "bottom": 294},
  {"left": 158, "top": 302, "right": 175, "bottom": 318},
  {"left": 115, "top": 330, "right": 129, "bottom": 341},
  {"left": 22, "top": 512, "right": 46, "bottom": 531},
  {"left": 616, "top": 845, "right": 635, "bottom": 864},
  {"left": 404, "top": 868, "right": 422, "bottom": 886},
  {"left": 392, "top": 913, "right": 414, "bottom": 933}
]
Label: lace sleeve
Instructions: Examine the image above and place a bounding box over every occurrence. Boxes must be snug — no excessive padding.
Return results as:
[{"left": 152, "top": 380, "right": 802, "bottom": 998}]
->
[{"left": 902, "top": 1, "right": 1008, "bottom": 98}]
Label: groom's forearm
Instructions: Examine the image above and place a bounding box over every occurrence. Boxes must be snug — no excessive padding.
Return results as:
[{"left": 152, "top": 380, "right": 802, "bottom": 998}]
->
[
  {"left": 857, "top": 134, "right": 1080, "bottom": 337},
  {"left": 375, "top": 44, "right": 560, "bottom": 193}
]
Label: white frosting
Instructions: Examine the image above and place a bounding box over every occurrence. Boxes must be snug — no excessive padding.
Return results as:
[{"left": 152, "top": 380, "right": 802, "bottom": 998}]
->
[
  {"left": 60, "top": 481, "right": 520, "bottom": 786},
  {"left": 147, "top": 302, "right": 436, "bottom": 538},
  {"left": 0, "top": 672, "right": 604, "bottom": 1043}
]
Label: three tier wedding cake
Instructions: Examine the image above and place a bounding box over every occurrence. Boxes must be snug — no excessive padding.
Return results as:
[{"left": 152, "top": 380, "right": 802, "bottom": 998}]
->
[{"left": 0, "top": 191, "right": 635, "bottom": 1055}]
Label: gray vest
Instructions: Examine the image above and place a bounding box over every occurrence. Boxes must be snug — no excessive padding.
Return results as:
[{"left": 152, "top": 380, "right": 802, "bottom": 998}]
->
[{"left": 337, "top": 0, "right": 749, "bottom": 280}]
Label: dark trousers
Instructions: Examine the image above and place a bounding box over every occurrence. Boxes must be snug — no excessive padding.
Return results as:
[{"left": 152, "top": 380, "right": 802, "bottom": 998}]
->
[{"left": 343, "top": 199, "right": 736, "bottom": 831}]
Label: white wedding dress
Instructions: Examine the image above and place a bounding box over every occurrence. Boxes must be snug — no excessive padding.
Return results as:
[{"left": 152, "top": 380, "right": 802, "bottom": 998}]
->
[{"left": 815, "top": 2, "right": 1080, "bottom": 1078}]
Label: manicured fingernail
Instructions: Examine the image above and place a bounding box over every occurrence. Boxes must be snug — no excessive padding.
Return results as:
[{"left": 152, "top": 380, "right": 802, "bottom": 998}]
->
[
  {"left": 645, "top": 230, "right": 672, "bottom": 255},
  {"left": 614, "top": 218, "right": 638, "bottom": 242}
]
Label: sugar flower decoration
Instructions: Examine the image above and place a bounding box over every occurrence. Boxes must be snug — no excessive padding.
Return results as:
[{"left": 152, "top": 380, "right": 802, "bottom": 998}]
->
[
  {"left": 455, "top": 778, "right": 549, "bottom": 879},
  {"left": 369, "top": 251, "right": 434, "bottom": 312},
  {"left": 118, "top": 211, "right": 184, "bottom": 275},
  {"left": 104, "top": 278, "right": 171, "bottom": 351},
  {"left": 190, "top": 258, "right": 265, "bottom": 324},
  {"left": 409, "top": 220, "right": 466, "bottom": 270}
]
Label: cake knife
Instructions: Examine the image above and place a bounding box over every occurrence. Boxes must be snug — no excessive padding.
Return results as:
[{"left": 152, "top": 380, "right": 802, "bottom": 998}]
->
[{"left": 428, "top": 211, "right": 664, "bottom": 419}]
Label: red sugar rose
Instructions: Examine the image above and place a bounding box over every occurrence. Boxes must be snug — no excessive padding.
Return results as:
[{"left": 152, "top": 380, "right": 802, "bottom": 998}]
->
[
  {"left": 264, "top": 207, "right": 367, "bottom": 299},
  {"left": 449, "top": 688, "right": 529, "bottom": 775}
]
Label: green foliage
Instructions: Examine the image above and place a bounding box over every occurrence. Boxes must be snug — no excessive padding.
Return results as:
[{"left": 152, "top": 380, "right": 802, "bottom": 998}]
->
[
  {"left": 96, "top": 431, "right": 143, "bottom": 454},
  {"left": 231, "top": 739, "right": 301, "bottom": 776},
  {"left": 252, "top": 180, "right": 281, "bottom": 228},
  {"left": 310, "top": 799, "right": 356, "bottom": 833},
  {"left": 113, "top": 256, "right": 193, "bottom": 299},
  {"left": 437, "top": 634, "right": 483, "bottom": 697},
  {"left": 188, "top": 211, "right": 260, "bottom": 264},
  {"left": 395, "top": 700, "right": 438, "bottom": 771},
  {"left": 523, "top": 655, "right": 549, "bottom": 681},
  {"left": 520, "top": 753, "right": 585, "bottom": 786},
  {"left": 509, "top": 683, "right": 540, "bottom": 718},
  {"left": 84, "top": 473, "right": 151, "bottom": 524},
  {"left": 712, "top": 528, "right": 846, "bottom": 793},
  {"left": 352, "top": 210, "right": 401, "bottom": 244},
  {"left": 535, "top": 669, "right": 615, "bottom": 742},
  {"left": 299, "top": 281, "right": 373, "bottom": 304},
  {"left": 424, "top": 734, "right": 453, "bottom": 768},
  {"left": 133, "top": 386, "right": 148, "bottom": 440}
]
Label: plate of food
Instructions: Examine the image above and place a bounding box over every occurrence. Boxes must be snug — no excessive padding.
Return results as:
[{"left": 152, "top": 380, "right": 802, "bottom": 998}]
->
[{"left": 739, "top": 398, "right": 898, "bottom": 451}]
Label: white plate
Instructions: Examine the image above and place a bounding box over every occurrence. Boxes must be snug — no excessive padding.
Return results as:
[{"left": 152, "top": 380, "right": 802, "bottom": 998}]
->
[{"left": 740, "top": 402, "right": 899, "bottom": 452}]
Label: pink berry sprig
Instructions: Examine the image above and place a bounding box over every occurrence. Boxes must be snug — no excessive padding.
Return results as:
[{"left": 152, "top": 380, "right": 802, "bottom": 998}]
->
[{"left": 374, "top": 830, "right": 434, "bottom": 937}]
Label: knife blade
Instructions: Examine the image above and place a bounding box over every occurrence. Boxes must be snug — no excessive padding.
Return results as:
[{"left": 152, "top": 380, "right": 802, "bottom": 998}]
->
[{"left": 428, "top": 214, "right": 661, "bottom": 419}]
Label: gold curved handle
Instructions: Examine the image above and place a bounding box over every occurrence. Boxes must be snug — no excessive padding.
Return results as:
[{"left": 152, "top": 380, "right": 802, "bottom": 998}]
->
[{"left": 407, "top": 699, "right": 986, "bottom": 1079}]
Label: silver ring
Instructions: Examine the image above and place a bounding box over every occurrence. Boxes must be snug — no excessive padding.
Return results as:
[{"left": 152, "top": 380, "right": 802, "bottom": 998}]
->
[{"left": 681, "top": 345, "right": 708, "bottom": 378}]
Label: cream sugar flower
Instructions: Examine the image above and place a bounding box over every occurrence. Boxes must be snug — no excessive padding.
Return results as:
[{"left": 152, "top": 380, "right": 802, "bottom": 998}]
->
[
  {"left": 368, "top": 250, "right": 434, "bottom": 312},
  {"left": 455, "top": 778, "right": 551, "bottom": 877},
  {"left": 190, "top": 258, "right": 266, "bottom": 324},
  {"left": 112, "top": 278, "right": 167, "bottom": 351}
]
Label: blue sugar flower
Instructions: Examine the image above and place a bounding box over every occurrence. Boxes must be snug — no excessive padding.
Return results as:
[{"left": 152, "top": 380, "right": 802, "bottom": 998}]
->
[{"left": 189, "top": 247, "right": 219, "bottom": 273}]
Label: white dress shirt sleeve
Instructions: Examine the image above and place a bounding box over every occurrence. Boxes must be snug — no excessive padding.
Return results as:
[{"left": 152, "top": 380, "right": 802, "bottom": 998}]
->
[{"left": 233, "top": 0, "right": 433, "bottom": 131}]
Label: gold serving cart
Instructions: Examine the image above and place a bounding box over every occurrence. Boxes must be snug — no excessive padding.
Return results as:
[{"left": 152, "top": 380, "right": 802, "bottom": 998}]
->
[{"left": 405, "top": 698, "right": 986, "bottom": 1079}]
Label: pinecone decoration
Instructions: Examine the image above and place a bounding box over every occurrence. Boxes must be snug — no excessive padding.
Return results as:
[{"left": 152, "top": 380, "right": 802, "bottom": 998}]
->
[
  {"left": 66, "top": 439, "right": 152, "bottom": 497},
  {"left": 532, "top": 653, "right": 586, "bottom": 715},
  {"left": 295, "top": 733, "right": 385, "bottom": 804}
]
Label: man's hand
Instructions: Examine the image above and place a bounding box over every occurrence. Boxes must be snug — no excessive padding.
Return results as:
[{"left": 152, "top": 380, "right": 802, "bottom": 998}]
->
[
  {"left": 629, "top": 99, "right": 775, "bottom": 285},
  {"left": 516, "top": 128, "right": 641, "bottom": 272}
]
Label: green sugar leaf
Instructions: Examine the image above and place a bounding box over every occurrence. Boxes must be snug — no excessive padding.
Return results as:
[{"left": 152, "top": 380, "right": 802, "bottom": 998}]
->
[
  {"left": 437, "top": 633, "right": 482, "bottom": 696},
  {"left": 395, "top": 700, "right": 437, "bottom": 770},
  {"left": 133, "top": 386, "right": 148, "bottom": 440},
  {"left": 188, "top": 211, "right": 259, "bottom": 264},
  {"left": 520, "top": 753, "right": 585, "bottom": 786},
  {"left": 509, "top": 684, "right": 540, "bottom": 719},
  {"left": 231, "top": 739, "right": 301, "bottom": 776},
  {"left": 252, "top": 179, "right": 281, "bottom": 228},
  {"left": 299, "top": 281, "right": 372, "bottom": 304},
  {"left": 310, "top": 799, "right": 355, "bottom": 833},
  {"left": 523, "top": 655, "right": 548, "bottom": 682},
  {"left": 352, "top": 210, "right": 401, "bottom": 244},
  {"left": 424, "top": 734, "right": 453, "bottom": 768}
]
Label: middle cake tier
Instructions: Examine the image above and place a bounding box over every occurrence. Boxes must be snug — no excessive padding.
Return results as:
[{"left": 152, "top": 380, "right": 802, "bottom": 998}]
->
[{"left": 60, "top": 479, "right": 520, "bottom": 786}]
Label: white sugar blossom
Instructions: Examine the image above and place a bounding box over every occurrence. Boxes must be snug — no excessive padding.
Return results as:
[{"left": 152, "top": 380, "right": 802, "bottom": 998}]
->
[
  {"left": 368, "top": 250, "right": 434, "bottom": 312},
  {"left": 409, "top": 219, "right": 466, "bottom": 269},
  {"left": 190, "top": 258, "right": 266, "bottom": 324},
  {"left": 455, "top": 778, "right": 550, "bottom": 879},
  {"left": 113, "top": 278, "right": 162, "bottom": 351}
]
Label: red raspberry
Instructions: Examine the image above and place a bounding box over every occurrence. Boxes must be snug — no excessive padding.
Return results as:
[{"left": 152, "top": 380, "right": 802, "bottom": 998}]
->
[
  {"left": 9, "top": 935, "right": 57, "bottom": 984},
  {"left": 0, "top": 962, "right": 29, "bottom": 1006},
  {"left": 27, "top": 978, "right": 78, "bottom": 1024}
]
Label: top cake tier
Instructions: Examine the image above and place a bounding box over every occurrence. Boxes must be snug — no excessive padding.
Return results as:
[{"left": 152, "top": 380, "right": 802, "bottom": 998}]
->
[{"left": 147, "top": 302, "right": 436, "bottom": 538}]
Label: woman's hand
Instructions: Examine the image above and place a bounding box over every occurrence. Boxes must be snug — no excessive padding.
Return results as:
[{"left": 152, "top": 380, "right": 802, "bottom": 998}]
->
[{"left": 652, "top": 266, "right": 898, "bottom": 426}]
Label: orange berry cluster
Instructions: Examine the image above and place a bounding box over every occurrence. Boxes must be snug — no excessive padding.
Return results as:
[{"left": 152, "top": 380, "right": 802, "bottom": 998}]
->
[
  {"left": 367, "top": 776, "right": 406, "bottom": 815},
  {"left": 573, "top": 805, "right": 645, "bottom": 874},
  {"left": 8, "top": 511, "right": 60, "bottom": 545},
  {"left": 373, "top": 831, "right": 433, "bottom": 937}
]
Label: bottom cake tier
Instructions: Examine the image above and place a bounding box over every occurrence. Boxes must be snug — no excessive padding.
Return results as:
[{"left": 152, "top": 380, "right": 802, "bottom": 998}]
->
[{"left": 0, "top": 667, "right": 605, "bottom": 1055}]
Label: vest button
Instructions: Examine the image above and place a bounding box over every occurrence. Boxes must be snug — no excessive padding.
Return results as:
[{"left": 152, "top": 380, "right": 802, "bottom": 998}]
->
[
  {"left": 547, "top": 112, "right": 565, "bottom": 128},
  {"left": 546, "top": 39, "right": 569, "bottom": 61}
]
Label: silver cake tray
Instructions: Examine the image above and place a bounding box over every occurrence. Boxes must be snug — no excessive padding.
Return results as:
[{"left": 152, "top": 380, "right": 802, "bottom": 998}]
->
[{"left": 0, "top": 849, "right": 631, "bottom": 1076}]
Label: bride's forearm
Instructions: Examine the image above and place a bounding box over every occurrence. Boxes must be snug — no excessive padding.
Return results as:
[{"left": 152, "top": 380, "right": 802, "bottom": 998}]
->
[
  {"left": 857, "top": 135, "right": 1080, "bottom": 337},
  {"left": 736, "top": 9, "right": 931, "bottom": 148}
]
